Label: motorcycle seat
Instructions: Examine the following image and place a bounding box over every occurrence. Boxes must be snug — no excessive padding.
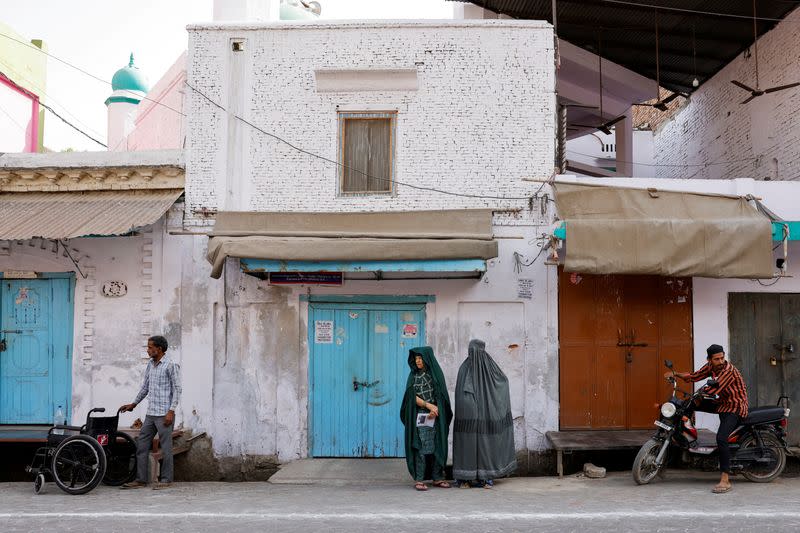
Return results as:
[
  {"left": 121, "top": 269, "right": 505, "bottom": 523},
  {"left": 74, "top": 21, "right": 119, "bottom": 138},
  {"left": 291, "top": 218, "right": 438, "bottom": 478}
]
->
[{"left": 743, "top": 407, "right": 785, "bottom": 425}]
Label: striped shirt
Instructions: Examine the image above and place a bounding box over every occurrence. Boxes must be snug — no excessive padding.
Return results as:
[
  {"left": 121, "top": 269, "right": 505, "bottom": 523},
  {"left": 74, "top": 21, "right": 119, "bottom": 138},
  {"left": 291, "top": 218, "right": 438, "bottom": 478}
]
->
[
  {"left": 133, "top": 355, "right": 182, "bottom": 416},
  {"left": 687, "top": 360, "right": 748, "bottom": 418}
]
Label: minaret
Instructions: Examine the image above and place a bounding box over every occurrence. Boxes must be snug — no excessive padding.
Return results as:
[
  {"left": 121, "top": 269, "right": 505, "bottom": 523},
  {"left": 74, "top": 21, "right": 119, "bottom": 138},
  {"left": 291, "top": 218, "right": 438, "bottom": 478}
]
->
[{"left": 105, "top": 53, "right": 149, "bottom": 151}]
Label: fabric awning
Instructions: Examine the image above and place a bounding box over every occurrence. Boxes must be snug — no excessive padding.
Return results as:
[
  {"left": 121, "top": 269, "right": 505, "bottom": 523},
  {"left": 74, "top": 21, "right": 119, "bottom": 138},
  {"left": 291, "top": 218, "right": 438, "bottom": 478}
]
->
[
  {"left": 553, "top": 182, "right": 774, "bottom": 279},
  {"left": 0, "top": 189, "right": 183, "bottom": 240},
  {"left": 207, "top": 209, "right": 498, "bottom": 279}
]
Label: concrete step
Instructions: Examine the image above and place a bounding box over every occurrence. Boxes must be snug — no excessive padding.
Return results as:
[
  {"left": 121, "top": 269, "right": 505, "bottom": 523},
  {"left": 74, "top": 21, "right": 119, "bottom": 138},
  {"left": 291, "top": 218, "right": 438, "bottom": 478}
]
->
[{"left": 269, "top": 458, "right": 408, "bottom": 486}]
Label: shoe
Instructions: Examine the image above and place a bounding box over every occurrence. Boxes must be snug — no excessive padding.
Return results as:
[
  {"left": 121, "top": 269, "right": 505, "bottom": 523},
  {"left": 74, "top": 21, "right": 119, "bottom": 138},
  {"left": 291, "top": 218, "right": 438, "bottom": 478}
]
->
[
  {"left": 121, "top": 481, "right": 147, "bottom": 489},
  {"left": 152, "top": 482, "right": 173, "bottom": 490}
]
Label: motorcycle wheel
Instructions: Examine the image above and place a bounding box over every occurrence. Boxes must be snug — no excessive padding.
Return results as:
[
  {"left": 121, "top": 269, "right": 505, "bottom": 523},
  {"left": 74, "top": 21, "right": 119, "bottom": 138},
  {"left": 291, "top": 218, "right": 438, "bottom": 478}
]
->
[
  {"left": 740, "top": 432, "right": 786, "bottom": 483},
  {"left": 632, "top": 438, "right": 664, "bottom": 485}
]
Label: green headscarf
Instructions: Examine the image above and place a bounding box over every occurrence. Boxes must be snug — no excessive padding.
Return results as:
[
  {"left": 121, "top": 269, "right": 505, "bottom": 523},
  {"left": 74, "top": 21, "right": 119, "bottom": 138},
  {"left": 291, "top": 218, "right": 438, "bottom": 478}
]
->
[{"left": 400, "top": 346, "right": 453, "bottom": 479}]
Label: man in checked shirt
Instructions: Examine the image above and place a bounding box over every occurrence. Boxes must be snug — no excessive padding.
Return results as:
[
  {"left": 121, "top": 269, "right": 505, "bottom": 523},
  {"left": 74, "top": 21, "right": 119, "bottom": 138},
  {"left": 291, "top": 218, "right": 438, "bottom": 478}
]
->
[
  {"left": 668, "top": 344, "right": 748, "bottom": 494},
  {"left": 119, "top": 335, "right": 182, "bottom": 490}
]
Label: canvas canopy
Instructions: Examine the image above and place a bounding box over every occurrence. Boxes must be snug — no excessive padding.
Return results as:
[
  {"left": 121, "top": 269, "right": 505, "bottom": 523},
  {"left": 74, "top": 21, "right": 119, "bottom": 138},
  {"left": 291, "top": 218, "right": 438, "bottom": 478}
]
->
[
  {"left": 553, "top": 182, "right": 774, "bottom": 279},
  {"left": 206, "top": 209, "right": 498, "bottom": 279}
]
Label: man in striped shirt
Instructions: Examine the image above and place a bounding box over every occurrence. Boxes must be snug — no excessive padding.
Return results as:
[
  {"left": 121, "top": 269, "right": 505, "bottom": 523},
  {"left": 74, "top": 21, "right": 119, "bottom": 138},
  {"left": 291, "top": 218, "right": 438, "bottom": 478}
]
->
[
  {"left": 119, "top": 335, "right": 182, "bottom": 490},
  {"left": 670, "top": 344, "right": 748, "bottom": 494}
]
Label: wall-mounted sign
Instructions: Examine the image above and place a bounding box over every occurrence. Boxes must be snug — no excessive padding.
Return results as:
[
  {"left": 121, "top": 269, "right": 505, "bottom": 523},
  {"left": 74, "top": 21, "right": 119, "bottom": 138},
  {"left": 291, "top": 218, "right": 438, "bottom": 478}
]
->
[
  {"left": 315, "top": 320, "right": 334, "bottom": 344},
  {"left": 102, "top": 281, "right": 128, "bottom": 297},
  {"left": 517, "top": 278, "right": 533, "bottom": 300},
  {"left": 2, "top": 270, "right": 38, "bottom": 279},
  {"left": 269, "top": 272, "right": 344, "bottom": 285}
]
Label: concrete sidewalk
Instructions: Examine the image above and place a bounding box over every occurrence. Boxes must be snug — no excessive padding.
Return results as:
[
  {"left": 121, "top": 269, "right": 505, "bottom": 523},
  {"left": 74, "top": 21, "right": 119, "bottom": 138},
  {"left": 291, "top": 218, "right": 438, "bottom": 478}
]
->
[{"left": 3, "top": 472, "right": 800, "bottom": 532}]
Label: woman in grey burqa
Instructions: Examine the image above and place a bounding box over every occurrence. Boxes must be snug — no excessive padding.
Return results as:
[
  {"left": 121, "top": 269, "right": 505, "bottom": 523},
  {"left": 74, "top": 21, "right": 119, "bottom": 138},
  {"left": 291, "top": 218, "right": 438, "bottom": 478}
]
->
[{"left": 453, "top": 339, "right": 517, "bottom": 488}]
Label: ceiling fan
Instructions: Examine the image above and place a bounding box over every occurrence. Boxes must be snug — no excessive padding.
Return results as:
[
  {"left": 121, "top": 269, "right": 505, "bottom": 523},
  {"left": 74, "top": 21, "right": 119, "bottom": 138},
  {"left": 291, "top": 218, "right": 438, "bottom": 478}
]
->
[
  {"left": 634, "top": 9, "right": 684, "bottom": 112},
  {"left": 731, "top": 0, "right": 800, "bottom": 104},
  {"left": 571, "top": 33, "right": 626, "bottom": 135}
]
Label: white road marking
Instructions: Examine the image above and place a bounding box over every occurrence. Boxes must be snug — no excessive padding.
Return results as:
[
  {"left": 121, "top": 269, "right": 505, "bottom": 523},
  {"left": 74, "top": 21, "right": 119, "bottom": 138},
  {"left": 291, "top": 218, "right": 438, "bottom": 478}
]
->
[{"left": 2, "top": 511, "right": 800, "bottom": 521}]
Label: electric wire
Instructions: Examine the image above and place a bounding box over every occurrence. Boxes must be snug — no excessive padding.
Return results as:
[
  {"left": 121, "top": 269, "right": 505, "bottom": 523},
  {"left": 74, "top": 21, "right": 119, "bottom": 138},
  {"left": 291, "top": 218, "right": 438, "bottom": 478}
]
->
[
  {"left": 599, "top": 0, "right": 789, "bottom": 22},
  {"left": 0, "top": 70, "right": 107, "bottom": 148},
  {"left": 185, "top": 80, "right": 537, "bottom": 202},
  {"left": 0, "top": 32, "right": 186, "bottom": 118},
  {"left": 0, "top": 58, "right": 107, "bottom": 142}
]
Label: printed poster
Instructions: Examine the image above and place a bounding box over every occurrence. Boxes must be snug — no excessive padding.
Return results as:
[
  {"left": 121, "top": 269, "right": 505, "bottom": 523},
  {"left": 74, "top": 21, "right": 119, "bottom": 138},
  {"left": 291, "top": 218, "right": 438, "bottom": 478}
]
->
[{"left": 315, "top": 320, "right": 333, "bottom": 344}]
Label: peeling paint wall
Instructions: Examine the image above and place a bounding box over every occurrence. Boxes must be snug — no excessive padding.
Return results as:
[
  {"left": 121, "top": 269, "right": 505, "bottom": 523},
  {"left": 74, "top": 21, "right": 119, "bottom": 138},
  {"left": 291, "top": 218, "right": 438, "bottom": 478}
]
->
[{"left": 194, "top": 222, "right": 560, "bottom": 466}]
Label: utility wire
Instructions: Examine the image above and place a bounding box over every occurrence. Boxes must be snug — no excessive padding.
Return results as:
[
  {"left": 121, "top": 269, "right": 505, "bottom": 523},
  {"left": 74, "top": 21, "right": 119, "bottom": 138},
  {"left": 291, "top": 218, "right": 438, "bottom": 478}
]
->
[
  {"left": 599, "top": 0, "right": 789, "bottom": 22},
  {"left": 0, "top": 58, "right": 107, "bottom": 141},
  {"left": 185, "top": 80, "right": 537, "bottom": 202},
  {"left": 0, "top": 32, "right": 186, "bottom": 118},
  {"left": 0, "top": 70, "right": 107, "bottom": 148}
]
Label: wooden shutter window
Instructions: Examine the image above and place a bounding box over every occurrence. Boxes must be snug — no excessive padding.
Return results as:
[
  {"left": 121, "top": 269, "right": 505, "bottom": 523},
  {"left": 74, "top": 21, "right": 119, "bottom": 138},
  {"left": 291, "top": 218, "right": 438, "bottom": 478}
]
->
[{"left": 339, "top": 112, "right": 395, "bottom": 194}]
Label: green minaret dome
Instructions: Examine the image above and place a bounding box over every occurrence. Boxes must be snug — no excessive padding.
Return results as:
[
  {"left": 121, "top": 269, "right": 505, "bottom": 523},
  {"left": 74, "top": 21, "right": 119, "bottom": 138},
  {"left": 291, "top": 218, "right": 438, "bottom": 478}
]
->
[{"left": 111, "top": 53, "right": 149, "bottom": 93}]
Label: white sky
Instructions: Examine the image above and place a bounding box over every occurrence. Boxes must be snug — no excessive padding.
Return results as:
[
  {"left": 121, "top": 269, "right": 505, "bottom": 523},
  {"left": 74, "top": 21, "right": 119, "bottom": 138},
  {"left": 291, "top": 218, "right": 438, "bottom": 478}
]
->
[{"left": 1, "top": 0, "right": 455, "bottom": 152}]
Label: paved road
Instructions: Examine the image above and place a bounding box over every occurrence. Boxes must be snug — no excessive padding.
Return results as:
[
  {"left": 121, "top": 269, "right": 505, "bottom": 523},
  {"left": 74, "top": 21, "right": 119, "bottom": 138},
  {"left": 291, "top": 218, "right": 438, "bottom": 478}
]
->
[{"left": 3, "top": 472, "right": 800, "bottom": 532}]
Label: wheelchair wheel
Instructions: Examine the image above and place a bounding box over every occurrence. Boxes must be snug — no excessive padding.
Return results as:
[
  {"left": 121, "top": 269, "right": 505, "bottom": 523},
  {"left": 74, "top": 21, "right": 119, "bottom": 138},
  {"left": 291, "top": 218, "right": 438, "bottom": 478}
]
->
[
  {"left": 33, "top": 473, "right": 46, "bottom": 495},
  {"left": 102, "top": 431, "right": 137, "bottom": 486},
  {"left": 51, "top": 434, "right": 106, "bottom": 495}
]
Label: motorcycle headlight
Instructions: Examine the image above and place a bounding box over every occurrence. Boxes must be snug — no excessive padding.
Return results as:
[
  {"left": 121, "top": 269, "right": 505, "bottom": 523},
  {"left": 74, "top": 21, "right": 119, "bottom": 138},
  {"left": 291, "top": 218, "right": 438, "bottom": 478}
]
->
[{"left": 660, "top": 402, "right": 677, "bottom": 418}]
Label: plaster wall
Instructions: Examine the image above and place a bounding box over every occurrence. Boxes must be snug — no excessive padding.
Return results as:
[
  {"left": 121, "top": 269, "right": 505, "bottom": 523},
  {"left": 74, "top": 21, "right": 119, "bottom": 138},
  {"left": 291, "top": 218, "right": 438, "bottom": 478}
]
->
[
  {"left": 184, "top": 20, "right": 555, "bottom": 224},
  {"left": 654, "top": 8, "right": 800, "bottom": 181},
  {"left": 202, "top": 221, "right": 560, "bottom": 469},
  {"left": 126, "top": 52, "right": 187, "bottom": 152},
  {"left": 0, "top": 220, "right": 211, "bottom": 432}
]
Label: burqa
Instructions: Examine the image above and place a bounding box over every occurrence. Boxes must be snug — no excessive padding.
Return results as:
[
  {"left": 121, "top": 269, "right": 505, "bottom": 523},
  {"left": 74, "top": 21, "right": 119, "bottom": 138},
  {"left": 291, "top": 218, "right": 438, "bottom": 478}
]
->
[
  {"left": 453, "top": 339, "right": 517, "bottom": 480},
  {"left": 400, "top": 346, "right": 453, "bottom": 480}
]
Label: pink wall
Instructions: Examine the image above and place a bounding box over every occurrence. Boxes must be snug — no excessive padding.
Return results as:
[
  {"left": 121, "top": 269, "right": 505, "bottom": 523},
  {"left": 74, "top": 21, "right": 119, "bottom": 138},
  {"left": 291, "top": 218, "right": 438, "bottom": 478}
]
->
[
  {"left": 0, "top": 74, "right": 39, "bottom": 152},
  {"left": 125, "top": 52, "right": 186, "bottom": 151}
]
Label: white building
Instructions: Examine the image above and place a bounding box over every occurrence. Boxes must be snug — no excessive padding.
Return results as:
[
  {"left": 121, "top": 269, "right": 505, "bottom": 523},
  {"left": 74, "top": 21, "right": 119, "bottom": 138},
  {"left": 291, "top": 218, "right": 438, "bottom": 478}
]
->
[{"left": 177, "top": 19, "right": 560, "bottom": 472}]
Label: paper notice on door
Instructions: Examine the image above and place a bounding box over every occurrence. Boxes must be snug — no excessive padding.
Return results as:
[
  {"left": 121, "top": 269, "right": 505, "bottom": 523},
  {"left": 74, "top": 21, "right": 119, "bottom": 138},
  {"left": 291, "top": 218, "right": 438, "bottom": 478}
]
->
[
  {"left": 416, "top": 413, "right": 435, "bottom": 427},
  {"left": 402, "top": 323, "right": 418, "bottom": 338},
  {"left": 517, "top": 278, "right": 533, "bottom": 299},
  {"left": 315, "top": 320, "right": 333, "bottom": 344}
]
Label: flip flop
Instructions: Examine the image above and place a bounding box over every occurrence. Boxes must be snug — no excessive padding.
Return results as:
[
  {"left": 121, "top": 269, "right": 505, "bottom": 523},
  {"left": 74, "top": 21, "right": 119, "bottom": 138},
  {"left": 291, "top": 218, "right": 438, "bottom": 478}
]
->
[
  {"left": 414, "top": 482, "right": 428, "bottom": 491},
  {"left": 432, "top": 480, "right": 451, "bottom": 488},
  {"left": 712, "top": 485, "right": 731, "bottom": 494}
]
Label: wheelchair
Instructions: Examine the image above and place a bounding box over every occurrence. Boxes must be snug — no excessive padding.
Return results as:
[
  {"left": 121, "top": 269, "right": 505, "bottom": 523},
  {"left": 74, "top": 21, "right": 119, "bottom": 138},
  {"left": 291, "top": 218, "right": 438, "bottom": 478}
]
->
[{"left": 26, "top": 407, "right": 137, "bottom": 495}]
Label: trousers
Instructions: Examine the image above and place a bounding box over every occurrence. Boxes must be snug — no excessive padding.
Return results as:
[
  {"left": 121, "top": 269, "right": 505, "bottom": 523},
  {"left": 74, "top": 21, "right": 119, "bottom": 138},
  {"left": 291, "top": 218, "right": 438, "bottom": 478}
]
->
[
  {"left": 696, "top": 400, "right": 741, "bottom": 474},
  {"left": 136, "top": 415, "right": 173, "bottom": 483}
]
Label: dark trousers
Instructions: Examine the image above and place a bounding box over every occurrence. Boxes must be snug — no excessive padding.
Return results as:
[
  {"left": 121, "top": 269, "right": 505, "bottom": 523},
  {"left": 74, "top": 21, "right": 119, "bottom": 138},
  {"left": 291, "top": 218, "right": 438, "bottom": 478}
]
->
[
  {"left": 136, "top": 415, "right": 173, "bottom": 483},
  {"left": 696, "top": 400, "right": 741, "bottom": 474}
]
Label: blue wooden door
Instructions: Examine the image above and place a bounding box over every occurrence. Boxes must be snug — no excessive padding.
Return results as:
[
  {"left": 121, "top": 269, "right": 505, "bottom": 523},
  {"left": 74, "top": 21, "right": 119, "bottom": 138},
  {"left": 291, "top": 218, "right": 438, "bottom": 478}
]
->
[
  {"left": 309, "top": 303, "right": 426, "bottom": 457},
  {"left": 0, "top": 278, "right": 73, "bottom": 424}
]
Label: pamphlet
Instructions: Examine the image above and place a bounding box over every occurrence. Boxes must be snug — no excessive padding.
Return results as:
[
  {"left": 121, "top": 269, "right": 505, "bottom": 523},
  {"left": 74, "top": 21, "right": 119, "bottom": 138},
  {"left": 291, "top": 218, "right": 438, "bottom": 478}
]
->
[{"left": 416, "top": 412, "right": 435, "bottom": 427}]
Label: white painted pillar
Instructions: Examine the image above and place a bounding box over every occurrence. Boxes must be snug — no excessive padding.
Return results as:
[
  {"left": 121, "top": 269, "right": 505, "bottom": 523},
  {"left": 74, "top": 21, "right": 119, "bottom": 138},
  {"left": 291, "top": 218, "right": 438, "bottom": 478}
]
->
[
  {"left": 615, "top": 109, "right": 634, "bottom": 176},
  {"left": 106, "top": 98, "right": 139, "bottom": 152}
]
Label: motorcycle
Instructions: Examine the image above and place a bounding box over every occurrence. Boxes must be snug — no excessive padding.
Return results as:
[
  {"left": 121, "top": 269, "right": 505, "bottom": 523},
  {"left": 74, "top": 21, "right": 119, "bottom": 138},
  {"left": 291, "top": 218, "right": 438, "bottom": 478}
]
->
[{"left": 632, "top": 359, "right": 790, "bottom": 485}]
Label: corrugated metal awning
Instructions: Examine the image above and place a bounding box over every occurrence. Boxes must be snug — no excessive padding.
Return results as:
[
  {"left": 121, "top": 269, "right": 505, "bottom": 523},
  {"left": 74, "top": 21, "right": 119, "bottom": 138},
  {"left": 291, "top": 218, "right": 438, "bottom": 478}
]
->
[{"left": 0, "top": 189, "right": 183, "bottom": 240}]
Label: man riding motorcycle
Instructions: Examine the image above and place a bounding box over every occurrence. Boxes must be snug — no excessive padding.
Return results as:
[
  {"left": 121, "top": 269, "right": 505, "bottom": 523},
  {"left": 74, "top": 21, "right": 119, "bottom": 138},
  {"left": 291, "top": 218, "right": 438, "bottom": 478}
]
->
[{"left": 666, "top": 344, "right": 748, "bottom": 494}]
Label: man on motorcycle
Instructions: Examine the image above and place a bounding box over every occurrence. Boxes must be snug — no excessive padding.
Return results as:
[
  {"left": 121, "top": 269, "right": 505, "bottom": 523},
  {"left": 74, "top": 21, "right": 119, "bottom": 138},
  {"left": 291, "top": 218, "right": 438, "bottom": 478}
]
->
[{"left": 668, "top": 344, "right": 748, "bottom": 493}]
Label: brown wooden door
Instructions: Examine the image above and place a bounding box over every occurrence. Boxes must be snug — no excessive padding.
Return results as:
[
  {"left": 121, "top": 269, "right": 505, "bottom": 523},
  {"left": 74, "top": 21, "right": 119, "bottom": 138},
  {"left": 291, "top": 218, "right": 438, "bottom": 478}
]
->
[
  {"left": 559, "top": 270, "right": 693, "bottom": 430},
  {"left": 728, "top": 293, "right": 800, "bottom": 445}
]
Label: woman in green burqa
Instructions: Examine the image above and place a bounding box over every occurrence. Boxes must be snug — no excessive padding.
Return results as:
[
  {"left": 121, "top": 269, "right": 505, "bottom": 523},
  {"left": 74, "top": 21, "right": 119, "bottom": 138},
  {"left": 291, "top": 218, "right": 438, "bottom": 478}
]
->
[{"left": 400, "top": 346, "right": 453, "bottom": 491}]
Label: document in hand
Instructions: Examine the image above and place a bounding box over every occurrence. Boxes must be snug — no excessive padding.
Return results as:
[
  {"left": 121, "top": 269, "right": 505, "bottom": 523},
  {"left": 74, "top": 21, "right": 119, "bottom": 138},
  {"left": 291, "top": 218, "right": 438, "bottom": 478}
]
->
[{"left": 416, "top": 412, "right": 435, "bottom": 427}]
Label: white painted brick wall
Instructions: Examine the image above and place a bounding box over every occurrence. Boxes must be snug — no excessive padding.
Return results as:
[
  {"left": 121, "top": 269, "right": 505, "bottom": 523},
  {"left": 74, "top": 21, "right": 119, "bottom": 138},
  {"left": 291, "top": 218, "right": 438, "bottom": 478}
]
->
[
  {"left": 654, "top": 9, "right": 800, "bottom": 181},
  {"left": 185, "top": 21, "right": 555, "bottom": 225}
]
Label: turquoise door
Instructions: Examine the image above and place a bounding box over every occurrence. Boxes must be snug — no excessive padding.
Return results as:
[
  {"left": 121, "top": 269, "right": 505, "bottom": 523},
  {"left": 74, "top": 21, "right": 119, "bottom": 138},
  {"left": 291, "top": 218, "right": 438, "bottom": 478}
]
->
[
  {"left": 309, "top": 302, "right": 426, "bottom": 457},
  {"left": 0, "top": 278, "right": 73, "bottom": 424}
]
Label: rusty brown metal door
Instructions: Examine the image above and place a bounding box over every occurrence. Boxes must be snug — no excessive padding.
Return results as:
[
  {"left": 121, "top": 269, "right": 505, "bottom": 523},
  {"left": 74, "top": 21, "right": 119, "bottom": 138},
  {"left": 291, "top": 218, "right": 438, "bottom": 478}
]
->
[
  {"left": 728, "top": 293, "right": 800, "bottom": 445},
  {"left": 558, "top": 270, "right": 693, "bottom": 430}
]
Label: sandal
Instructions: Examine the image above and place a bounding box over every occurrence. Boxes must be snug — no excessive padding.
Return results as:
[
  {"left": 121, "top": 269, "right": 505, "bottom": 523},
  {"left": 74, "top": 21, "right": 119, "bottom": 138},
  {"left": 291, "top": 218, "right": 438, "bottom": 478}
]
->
[
  {"left": 712, "top": 484, "right": 731, "bottom": 494},
  {"left": 414, "top": 482, "right": 428, "bottom": 491},
  {"left": 432, "top": 480, "right": 451, "bottom": 488}
]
